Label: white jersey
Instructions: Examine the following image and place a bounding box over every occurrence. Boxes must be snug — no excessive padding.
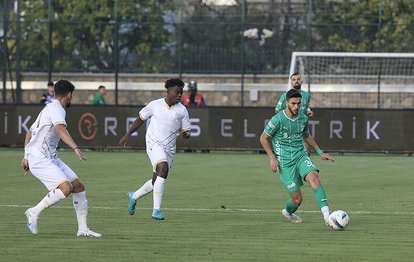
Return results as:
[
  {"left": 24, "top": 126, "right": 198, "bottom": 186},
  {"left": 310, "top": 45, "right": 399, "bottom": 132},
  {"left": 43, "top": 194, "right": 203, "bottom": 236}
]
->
[
  {"left": 139, "top": 98, "right": 191, "bottom": 154},
  {"left": 25, "top": 100, "right": 66, "bottom": 159}
]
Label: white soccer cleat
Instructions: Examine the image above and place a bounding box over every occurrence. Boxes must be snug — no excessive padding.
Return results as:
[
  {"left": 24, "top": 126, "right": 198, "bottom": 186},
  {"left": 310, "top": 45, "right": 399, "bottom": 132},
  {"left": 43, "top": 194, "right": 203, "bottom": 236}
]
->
[
  {"left": 77, "top": 228, "right": 102, "bottom": 238},
  {"left": 25, "top": 208, "right": 38, "bottom": 235},
  {"left": 282, "top": 209, "right": 302, "bottom": 223},
  {"left": 324, "top": 217, "right": 330, "bottom": 226}
]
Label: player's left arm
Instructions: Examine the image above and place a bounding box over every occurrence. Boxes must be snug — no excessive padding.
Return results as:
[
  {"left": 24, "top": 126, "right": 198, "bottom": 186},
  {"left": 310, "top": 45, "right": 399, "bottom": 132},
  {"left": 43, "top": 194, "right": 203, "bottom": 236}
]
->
[
  {"left": 303, "top": 132, "right": 334, "bottom": 162},
  {"left": 180, "top": 108, "right": 191, "bottom": 139}
]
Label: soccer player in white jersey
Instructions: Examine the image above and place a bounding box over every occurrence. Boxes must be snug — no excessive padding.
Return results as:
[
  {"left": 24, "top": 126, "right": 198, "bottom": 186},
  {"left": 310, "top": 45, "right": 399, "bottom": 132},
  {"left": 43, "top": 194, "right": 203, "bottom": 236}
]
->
[
  {"left": 21, "top": 80, "right": 101, "bottom": 237},
  {"left": 119, "top": 78, "right": 191, "bottom": 220}
]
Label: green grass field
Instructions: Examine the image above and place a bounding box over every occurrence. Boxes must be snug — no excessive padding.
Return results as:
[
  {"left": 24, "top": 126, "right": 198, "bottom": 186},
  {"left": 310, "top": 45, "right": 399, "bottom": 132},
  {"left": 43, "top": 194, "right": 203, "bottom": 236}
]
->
[{"left": 0, "top": 148, "right": 413, "bottom": 261}]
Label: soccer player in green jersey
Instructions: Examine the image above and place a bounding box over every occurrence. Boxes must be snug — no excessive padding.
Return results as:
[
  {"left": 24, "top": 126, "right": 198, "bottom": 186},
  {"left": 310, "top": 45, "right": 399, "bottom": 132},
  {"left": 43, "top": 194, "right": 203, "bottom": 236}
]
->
[
  {"left": 276, "top": 72, "right": 313, "bottom": 154},
  {"left": 260, "top": 89, "right": 334, "bottom": 225}
]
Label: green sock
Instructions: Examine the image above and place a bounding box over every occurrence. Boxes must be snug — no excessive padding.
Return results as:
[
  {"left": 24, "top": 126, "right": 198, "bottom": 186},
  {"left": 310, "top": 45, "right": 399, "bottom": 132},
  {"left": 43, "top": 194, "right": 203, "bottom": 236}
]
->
[
  {"left": 314, "top": 186, "right": 328, "bottom": 209},
  {"left": 285, "top": 198, "right": 299, "bottom": 214}
]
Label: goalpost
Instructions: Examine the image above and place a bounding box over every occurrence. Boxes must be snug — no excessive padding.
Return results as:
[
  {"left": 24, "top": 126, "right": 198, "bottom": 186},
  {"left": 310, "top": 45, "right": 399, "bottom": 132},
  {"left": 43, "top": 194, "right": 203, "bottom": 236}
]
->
[{"left": 288, "top": 52, "right": 414, "bottom": 93}]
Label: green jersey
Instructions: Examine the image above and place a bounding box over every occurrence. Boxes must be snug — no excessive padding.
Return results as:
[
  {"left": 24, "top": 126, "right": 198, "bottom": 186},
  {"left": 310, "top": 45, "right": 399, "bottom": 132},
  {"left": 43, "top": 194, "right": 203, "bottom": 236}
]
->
[
  {"left": 264, "top": 110, "right": 309, "bottom": 168},
  {"left": 92, "top": 93, "right": 105, "bottom": 105},
  {"left": 275, "top": 89, "right": 310, "bottom": 115}
]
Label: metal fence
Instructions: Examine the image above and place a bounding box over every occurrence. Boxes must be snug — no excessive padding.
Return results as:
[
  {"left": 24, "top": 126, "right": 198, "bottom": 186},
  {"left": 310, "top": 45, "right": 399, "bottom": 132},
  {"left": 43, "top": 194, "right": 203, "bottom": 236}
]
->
[{"left": 1, "top": 0, "right": 414, "bottom": 107}]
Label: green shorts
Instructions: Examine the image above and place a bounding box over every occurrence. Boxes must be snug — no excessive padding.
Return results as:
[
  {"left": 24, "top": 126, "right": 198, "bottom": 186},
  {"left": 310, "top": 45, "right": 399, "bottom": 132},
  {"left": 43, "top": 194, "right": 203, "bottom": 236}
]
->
[{"left": 279, "top": 155, "right": 319, "bottom": 194}]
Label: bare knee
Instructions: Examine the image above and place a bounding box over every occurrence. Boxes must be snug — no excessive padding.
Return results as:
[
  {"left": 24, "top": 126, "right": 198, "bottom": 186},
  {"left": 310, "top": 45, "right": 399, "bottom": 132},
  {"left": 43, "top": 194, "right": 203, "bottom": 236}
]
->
[
  {"left": 71, "top": 179, "right": 85, "bottom": 193},
  {"left": 305, "top": 171, "right": 321, "bottom": 189},
  {"left": 156, "top": 162, "right": 169, "bottom": 179},
  {"left": 58, "top": 181, "right": 73, "bottom": 196}
]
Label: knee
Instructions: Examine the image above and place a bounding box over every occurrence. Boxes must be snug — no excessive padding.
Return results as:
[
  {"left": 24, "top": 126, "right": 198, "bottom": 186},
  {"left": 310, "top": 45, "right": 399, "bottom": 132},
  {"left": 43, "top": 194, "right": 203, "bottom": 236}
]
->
[
  {"left": 306, "top": 171, "right": 321, "bottom": 188},
  {"left": 58, "top": 181, "right": 73, "bottom": 196},
  {"left": 72, "top": 182, "right": 85, "bottom": 193},
  {"left": 156, "top": 162, "right": 169, "bottom": 179}
]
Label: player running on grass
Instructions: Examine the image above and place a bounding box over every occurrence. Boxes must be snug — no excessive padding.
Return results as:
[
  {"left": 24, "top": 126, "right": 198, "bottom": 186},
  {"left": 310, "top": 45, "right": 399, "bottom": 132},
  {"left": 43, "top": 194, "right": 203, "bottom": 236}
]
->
[
  {"left": 260, "top": 88, "right": 334, "bottom": 225},
  {"left": 21, "top": 80, "right": 101, "bottom": 237},
  {"left": 119, "top": 78, "right": 191, "bottom": 220}
]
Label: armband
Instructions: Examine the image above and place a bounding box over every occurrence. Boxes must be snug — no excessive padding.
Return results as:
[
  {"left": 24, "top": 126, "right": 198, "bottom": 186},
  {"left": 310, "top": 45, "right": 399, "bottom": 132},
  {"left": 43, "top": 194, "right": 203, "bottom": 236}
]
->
[{"left": 316, "top": 149, "right": 323, "bottom": 156}]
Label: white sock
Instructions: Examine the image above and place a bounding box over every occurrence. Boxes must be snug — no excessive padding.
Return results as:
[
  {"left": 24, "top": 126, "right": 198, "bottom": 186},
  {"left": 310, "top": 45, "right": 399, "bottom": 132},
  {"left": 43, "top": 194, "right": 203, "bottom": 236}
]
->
[
  {"left": 31, "top": 189, "right": 66, "bottom": 217},
  {"left": 73, "top": 191, "right": 88, "bottom": 232},
  {"left": 132, "top": 179, "right": 153, "bottom": 200},
  {"left": 153, "top": 177, "right": 166, "bottom": 210},
  {"left": 321, "top": 206, "right": 330, "bottom": 220}
]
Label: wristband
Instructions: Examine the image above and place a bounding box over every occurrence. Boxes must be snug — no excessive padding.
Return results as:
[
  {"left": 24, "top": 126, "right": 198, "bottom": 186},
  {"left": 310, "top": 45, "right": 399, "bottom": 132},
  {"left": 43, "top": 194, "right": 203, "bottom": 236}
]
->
[
  {"left": 73, "top": 147, "right": 79, "bottom": 150},
  {"left": 316, "top": 149, "right": 323, "bottom": 156}
]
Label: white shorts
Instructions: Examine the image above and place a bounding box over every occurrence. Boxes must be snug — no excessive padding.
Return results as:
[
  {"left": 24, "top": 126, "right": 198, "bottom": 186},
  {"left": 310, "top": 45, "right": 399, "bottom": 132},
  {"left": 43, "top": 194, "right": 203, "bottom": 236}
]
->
[
  {"left": 28, "top": 155, "right": 79, "bottom": 191},
  {"left": 146, "top": 145, "right": 174, "bottom": 172}
]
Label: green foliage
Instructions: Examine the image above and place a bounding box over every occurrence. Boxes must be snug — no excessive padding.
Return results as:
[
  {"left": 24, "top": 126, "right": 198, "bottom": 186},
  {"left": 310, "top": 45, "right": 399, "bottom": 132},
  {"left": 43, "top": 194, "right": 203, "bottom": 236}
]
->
[
  {"left": 0, "top": 149, "right": 413, "bottom": 261},
  {"left": 6, "top": 0, "right": 176, "bottom": 72},
  {"left": 311, "top": 0, "right": 414, "bottom": 52}
]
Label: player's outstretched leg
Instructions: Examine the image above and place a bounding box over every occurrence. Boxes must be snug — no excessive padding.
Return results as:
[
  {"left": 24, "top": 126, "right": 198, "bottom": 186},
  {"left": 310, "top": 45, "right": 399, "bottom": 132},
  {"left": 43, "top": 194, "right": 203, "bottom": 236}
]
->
[
  {"left": 313, "top": 186, "right": 330, "bottom": 225},
  {"left": 127, "top": 179, "right": 154, "bottom": 216},
  {"left": 24, "top": 188, "right": 66, "bottom": 235},
  {"left": 127, "top": 191, "right": 137, "bottom": 215},
  {"left": 282, "top": 209, "right": 302, "bottom": 223}
]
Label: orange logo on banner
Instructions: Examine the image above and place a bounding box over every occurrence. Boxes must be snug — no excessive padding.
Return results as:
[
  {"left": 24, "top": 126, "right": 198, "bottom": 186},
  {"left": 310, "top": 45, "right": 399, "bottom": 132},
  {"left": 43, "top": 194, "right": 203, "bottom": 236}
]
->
[{"left": 78, "top": 113, "right": 97, "bottom": 140}]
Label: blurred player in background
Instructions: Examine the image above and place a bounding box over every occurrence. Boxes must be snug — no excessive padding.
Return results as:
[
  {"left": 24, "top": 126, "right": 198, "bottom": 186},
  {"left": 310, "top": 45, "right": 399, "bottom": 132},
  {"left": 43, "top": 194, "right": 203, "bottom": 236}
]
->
[
  {"left": 182, "top": 80, "right": 205, "bottom": 107},
  {"left": 21, "top": 79, "right": 101, "bottom": 237},
  {"left": 119, "top": 78, "right": 191, "bottom": 220},
  {"left": 260, "top": 89, "right": 334, "bottom": 225},
  {"left": 92, "top": 85, "right": 106, "bottom": 105},
  {"left": 275, "top": 73, "right": 313, "bottom": 117},
  {"left": 40, "top": 81, "right": 55, "bottom": 105}
]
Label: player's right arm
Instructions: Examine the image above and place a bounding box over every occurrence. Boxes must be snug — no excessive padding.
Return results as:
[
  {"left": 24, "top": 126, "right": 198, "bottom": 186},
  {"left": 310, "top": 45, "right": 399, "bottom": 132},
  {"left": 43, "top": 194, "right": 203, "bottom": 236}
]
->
[
  {"left": 21, "top": 129, "right": 32, "bottom": 174},
  {"left": 119, "top": 116, "right": 145, "bottom": 147},
  {"left": 260, "top": 132, "right": 279, "bottom": 173}
]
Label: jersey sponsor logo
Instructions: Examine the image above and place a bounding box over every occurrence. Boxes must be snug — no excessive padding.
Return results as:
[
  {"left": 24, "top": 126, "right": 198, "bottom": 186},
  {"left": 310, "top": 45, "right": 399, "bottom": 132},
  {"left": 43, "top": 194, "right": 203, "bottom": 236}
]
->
[
  {"left": 268, "top": 122, "right": 275, "bottom": 129},
  {"left": 283, "top": 132, "right": 302, "bottom": 139}
]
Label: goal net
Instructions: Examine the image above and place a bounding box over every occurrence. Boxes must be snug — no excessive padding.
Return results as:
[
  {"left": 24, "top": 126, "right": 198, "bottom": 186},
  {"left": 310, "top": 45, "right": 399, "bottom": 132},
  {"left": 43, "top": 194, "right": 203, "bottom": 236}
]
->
[{"left": 288, "top": 52, "right": 414, "bottom": 108}]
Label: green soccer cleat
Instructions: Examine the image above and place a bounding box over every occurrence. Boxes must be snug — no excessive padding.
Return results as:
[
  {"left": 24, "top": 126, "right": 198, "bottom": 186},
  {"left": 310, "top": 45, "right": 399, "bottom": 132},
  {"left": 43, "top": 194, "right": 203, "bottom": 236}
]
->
[
  {"left": 152, "top": 209, "right": 165, "bottom": 220},
  {"left": 127, "top": 192, "right": 136, "bottom": 215}
]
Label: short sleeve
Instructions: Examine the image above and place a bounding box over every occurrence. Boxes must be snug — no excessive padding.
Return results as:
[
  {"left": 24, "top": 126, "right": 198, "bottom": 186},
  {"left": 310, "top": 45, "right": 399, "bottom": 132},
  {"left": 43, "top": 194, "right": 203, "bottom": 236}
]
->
[
  {"left": 49, "top": 102, "right": 66, "bottom": 126},
  {"left": 180, "top": 107, "right": 191, "bottom": 131},
  {"left": 264, "top": 115, "right": 280, "bottom": 136},
  {"left": 275, "top": 94, "right": 286, "bottom": 111},
  {"left": 139, "top": 101, "right": 154, "bottom": 121}
]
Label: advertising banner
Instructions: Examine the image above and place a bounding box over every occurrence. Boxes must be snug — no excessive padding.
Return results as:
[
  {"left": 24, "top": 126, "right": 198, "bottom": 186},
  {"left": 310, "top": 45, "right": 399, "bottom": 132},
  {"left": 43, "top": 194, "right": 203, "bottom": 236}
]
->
[{"left": 1, "top": 105, "right": 413, "bottom": 152}]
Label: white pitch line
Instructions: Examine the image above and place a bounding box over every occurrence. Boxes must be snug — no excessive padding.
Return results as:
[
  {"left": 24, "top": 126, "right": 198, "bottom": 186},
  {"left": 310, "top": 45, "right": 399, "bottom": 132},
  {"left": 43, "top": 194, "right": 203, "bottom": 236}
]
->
[{"left": 0, "top": 204, "right": 413, "bottom": 215}]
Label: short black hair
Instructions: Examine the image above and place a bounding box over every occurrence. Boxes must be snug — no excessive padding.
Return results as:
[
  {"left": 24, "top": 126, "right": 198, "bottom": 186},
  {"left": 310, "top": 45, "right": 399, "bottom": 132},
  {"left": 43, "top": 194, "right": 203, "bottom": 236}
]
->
[
  {"left": 290, "top": 72, "right": 301, "bottom": 79},
  {"left": 98, "top": 85, "right": 105, "bottom": 90},
  {"left": 47, "top": 81, "right": 54, "bottom": 87},
  {"left": 54, "top": 80, "right": 75, "bottom": 97},
  {"left": 286, "top": 88, "right": 302, "bottom": 100},
  {"left": 165, "top": 78, "right": 185, "bottom": 89}
]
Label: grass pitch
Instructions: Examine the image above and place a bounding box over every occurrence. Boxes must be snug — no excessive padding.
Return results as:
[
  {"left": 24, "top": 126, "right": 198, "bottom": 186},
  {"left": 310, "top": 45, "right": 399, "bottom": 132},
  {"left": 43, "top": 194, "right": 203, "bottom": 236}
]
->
[{"left": 0, "top": 149, "right": 413, "bottom": 261}]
